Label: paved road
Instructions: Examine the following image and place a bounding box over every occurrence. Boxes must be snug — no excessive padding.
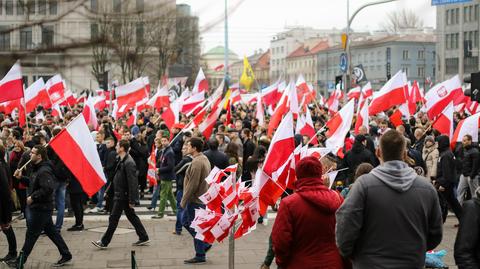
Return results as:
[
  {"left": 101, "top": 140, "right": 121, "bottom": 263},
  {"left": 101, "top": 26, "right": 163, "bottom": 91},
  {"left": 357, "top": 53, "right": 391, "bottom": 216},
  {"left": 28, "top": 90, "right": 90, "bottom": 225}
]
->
[{"left": 0, "top": 215, "right": 459, "bottom": 269}]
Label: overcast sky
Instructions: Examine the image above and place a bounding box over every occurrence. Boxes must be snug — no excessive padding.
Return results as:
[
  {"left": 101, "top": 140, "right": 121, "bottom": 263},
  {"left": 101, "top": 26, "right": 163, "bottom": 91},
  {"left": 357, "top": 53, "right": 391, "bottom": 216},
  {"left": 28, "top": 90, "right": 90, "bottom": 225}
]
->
[{"left": 177, "top": 0, "right": 437, "bottom": 57}]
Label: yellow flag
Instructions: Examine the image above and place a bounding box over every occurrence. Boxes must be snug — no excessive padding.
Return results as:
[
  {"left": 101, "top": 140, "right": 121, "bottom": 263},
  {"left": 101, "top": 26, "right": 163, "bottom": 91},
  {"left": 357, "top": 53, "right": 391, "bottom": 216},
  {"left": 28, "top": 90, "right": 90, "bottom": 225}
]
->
[
  {"left": 223, "top": 88, "right": 232, "bottom": 109},
  {"left": 240, "top": 56, "right": 255, "bottom": 91}
]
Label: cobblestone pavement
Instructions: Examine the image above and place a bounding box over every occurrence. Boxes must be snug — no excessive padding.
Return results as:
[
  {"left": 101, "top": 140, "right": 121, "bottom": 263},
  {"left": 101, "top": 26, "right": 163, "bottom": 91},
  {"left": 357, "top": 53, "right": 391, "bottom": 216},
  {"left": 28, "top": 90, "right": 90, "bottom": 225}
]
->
[{"left": 0, "top": 216, "right": 459, "bottom": 269}]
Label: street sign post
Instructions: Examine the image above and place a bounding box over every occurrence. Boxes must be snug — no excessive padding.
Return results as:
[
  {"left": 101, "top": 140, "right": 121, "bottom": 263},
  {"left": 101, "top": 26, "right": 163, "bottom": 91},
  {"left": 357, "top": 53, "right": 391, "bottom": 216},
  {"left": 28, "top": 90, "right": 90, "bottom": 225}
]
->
[{"left": 340, "top": 53, "right": 348, "bottom": 73}]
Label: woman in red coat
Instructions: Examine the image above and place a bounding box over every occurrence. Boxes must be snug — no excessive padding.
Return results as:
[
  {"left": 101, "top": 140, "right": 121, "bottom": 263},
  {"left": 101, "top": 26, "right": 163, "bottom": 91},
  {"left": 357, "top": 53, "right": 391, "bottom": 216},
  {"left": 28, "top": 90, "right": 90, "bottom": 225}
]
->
[{"left": 272, "top": 156, "right": 344, "bottom": 269}]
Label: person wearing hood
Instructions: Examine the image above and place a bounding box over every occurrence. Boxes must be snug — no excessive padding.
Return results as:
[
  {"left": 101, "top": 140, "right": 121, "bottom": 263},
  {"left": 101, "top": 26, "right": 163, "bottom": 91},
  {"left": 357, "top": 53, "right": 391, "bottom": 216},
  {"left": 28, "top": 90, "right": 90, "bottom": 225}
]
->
[
  {"left": 271, "top": 156, "right": 345, "bottom": 269},
  {"left": 342, "top": 135, "right": 376, "bottom": 184},
  {"left": 422, "top": 136, "right": 439, "bottom": 182},
  {"left": 435, "top": 135, "right": 463, "bottom": 222},
  {"left": 454, "top": 187, "right": 480, "bottom": 268},
  {"left": 7, "top": 145, "right": 72, "bottom": 268},
  {"left": 336, "top": 130, "right": 443, "bottom": 268},
  {"left": 456, "top": 134, "right": 479, "bottom": 205}
]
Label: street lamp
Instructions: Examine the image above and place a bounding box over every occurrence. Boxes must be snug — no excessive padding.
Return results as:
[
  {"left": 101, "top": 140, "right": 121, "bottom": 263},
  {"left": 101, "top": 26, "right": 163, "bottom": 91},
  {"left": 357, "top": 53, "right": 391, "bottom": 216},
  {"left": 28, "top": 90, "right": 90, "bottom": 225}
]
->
[{"left": 344, "top": 0, "right": 398, "bottom": 94}]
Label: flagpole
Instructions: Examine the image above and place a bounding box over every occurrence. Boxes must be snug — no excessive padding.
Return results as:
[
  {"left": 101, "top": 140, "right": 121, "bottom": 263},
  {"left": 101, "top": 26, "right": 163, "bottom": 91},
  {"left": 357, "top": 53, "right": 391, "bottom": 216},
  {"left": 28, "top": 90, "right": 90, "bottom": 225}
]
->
[{"left": 22, "top": 85, "right": 29, "bottom": 136}]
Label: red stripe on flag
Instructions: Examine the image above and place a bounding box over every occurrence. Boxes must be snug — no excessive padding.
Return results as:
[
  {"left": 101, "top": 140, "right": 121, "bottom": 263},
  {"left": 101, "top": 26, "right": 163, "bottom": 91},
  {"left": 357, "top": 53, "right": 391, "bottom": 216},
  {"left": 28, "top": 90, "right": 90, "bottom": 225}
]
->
[{"left": 0, "top": 79, "right": 23, "bottom": 103}]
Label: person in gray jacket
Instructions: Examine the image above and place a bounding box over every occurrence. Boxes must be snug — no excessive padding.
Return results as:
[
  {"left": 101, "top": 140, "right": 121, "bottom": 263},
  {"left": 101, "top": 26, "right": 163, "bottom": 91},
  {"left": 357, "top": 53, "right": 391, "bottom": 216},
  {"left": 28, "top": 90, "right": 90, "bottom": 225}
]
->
[{"left": 336, "top": 130, "right": 443, "bottom": 269}]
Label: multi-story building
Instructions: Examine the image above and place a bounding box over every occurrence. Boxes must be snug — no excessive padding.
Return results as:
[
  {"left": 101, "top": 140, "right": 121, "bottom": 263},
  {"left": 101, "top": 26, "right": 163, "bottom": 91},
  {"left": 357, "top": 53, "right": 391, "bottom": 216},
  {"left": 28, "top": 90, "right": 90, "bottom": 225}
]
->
[
  {"left": 0, "top": 0, "right": 176, "bottom": 92},
  {"left": 200, "top": 46, "right": 239, "bottom": 88},
  {"left": 316, "top": 33, "right": 436, "bottom": 96},
  {"left": 436, "top": 1, "right": 479, "bottom": 82},
  {"left": 229, "top": 49, "right": 270, "bottom": 88}
]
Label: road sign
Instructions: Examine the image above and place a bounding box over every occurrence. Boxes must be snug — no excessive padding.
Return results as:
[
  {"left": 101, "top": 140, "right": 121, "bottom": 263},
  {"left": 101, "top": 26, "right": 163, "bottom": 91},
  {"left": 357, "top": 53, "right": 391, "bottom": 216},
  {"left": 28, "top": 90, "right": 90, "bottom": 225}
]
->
[
  {"left": 431, "top": 0, "right": 471, "bottom": 5},
  {"left": 340, "top": 53, "right": 348, "bottom": 73}
]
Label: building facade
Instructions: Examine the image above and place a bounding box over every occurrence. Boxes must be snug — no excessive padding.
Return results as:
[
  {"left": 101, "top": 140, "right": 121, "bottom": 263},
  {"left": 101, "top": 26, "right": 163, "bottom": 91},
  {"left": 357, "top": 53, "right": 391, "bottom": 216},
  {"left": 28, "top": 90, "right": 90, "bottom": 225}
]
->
[
  {"left": 436, "top": 0, "right": 479, "bottom": 82},
  {"left": 200, "top": 46, "right": 239, "bottom": 89},
  {"left": 229, "top": 49, "right": 270, "bottom": 89},
  {"left": 0, "top": 0, "right": 176, "bottom": 92}
]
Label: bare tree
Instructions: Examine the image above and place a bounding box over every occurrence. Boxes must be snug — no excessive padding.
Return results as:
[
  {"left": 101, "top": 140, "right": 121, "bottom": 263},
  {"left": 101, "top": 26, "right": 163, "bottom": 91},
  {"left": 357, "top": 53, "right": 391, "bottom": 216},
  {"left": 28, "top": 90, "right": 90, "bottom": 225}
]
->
[
  {"left": 381, "top": 9, "right": 424, "bottom": 33},
  {"left": 91, "top": 14, "right": 111, "bottom": 87},
  {"left": 148, "top": 15, "right": 177, "bottom": 80}
]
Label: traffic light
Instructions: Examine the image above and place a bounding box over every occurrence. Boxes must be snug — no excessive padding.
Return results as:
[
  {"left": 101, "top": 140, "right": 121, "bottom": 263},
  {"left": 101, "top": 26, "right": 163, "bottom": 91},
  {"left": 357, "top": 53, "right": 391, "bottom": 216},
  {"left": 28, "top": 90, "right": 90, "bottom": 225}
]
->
[{"left": 471, "top": 72, "right": 480, "bottom": 102}]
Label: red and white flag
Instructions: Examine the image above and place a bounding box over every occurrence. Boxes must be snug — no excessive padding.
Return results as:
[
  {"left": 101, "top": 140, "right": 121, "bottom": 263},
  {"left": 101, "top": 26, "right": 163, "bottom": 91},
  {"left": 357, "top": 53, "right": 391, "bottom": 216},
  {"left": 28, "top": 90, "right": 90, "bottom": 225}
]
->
[
  {"left": 425, "top": 75, "right": 463, "bottom": 119},
  {"left": 0, "top": 61, "right": 24, "bottom": 103},
  {"left": 347, "top": 86, "right": 361, "bottom": 100},
  {"left": 49, "top": 114, "right": 107, "bottom": 197},
  {"left": 296, "top": 74, "right": 315, "bottom": 104},
  {"left": 82, "top": 96, "right": 98, "bottom": 130},
  {"left": 115, "top": 78, "right": 149, "bottom": 109},
  {"left": 181, "top": 91, "right": 205, "bottom": 115},
  {"left": 147, "top": 146, "right": 158, "bottom": 187},
  {"left": 432, "top": 102, "right": 454, "bottom": 138},
  {"left": 261, "top": 81, "right": 280, "bottom": 107},
  {"left": 298, "top": 108, "right": 317, "bottom": 145},
  {"left": 369, "top": 71, "right": 407, "bottom": 115},
  {"left": 46, "top": 75, "right": 66, "bottom": 105},
  {"left": 192, "top": 68, "right": 209, "bottom": 94},
  {"left": 354, "top": 99, "right": 369, "bottom": 135},
  {"left": 61, "top": 90, "right": 77, "bottom": 106},
  {"left": 326, "top": 100, "right": 355, "bottom": 154},
  {"left": 264, "top": 111, "right": 295, "bottom": 176},
  {"left": 147, "top": 85, "right": 170, "bottom": 109},
  {"left": 256, "top": 92, "right": 264, "bottom": 126},
  {"left": 51, "top": 103, "right": 63, "bottom": 119},
  {"left": 126, "top": 106, "right": 138, "bottom": 127},
  {"left": 451, "top": 112, "right": 480, "bottom": 148},
  {"left": 326, "top": 89, "right": 343, "bottom": 114},
  {"left": 25, "top": 78, "right": 51, "bottom": 112},
  {"left": 287, "top": 81, "right": 299, "bottom": 117}
]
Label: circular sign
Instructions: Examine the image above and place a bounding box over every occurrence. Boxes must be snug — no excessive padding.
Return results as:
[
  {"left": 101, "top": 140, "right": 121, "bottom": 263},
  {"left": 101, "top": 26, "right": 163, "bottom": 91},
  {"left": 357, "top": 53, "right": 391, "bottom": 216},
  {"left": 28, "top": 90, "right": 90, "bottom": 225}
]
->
[{"left": 340, "top": 53, "right": 348, "bottom": 73}]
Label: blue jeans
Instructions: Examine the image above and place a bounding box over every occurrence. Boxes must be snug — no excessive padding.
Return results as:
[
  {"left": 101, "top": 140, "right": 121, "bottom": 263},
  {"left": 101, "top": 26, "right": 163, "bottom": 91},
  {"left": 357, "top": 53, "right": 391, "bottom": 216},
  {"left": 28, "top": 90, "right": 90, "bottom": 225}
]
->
[
  {"left": 175, "top": 190, "right": 184, "bottom": 234},
  {"left": 182, "top": 203, "right": 210, "bottom": 260},
  {"left": 55, "top": 182, "right": 66, "bottom": 231},
  {"left": 150, "top": 183, "right": 161, "bottom": 209},
  {"left": 96, "top": 185, "right": 106, "bottom": 209}
]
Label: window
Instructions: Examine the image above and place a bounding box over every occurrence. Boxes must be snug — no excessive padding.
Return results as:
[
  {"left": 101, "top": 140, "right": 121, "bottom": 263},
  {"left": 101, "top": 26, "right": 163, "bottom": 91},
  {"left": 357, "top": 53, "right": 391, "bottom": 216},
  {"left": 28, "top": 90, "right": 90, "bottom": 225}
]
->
[
  {"left": 136, "top": 0, "right": 144, "bottom": 12},
  {"left": 402, "top": 67, "right": 409, "bottom": 76},
  {"left": 49, "top": 0, "right": 57, "bottom": 15},
  {"left": 475, "top": 31, "right": 479, "bottom": 48},
  {"left": 27, "top": 0, "right": 35, "bottom": 14},
  {"left": 17, "top": 1, "right": 24, "bottom": 15},
  {"left": 417, "top": 67, "right": 425, "bottom": 77},
  {"left": 113, "top": 23, "right": 121, "bottom": 38},
  {"left": 455, "top": 33, "right": 459, "bottom": 48},
  {"left": 446, "top": 10, "right": 450, "bottom": 25},
  {"left": 0, "top": 26, "right": 10, "bottom": 51},
  {"left": 113, "top": 0, "right": 121, "bottom": 12},
  {"left": 91, "top": 23, "right": 98, "bottom": 40},
  {"left": 418, "top": 50, "right": 425, "bottom": 59},
  {"left": 281, "top": 46, "right": 284, "bottom": 53},
  {"left": 475, "top": 5, "right": 479, "bottom": 21},
  {"left": 402, "top": 50, "right": 409, "bottom": 60},
  {"left": 20, "top": 27, "right": 33, "bottom": 50},
  {"left": 39, "top": 0, "right": 47, "bottom": 15},
  {"left": 42, "top": 26, "right": 54, "bottom": 47},
  {"left": 464, "top": 6, "right": 468, "bottom": 22},
  {"left": 446, "top": 58, "right": 459, "bottom": 74},
  {"left": 5, "top": 0, "right": 13, "bottom": 15},
  {"left": 136, "top": 23, "right": 144, "bottom": 45},
  {"left": 91, "top": 0, "right": 98, "bottom": 11}
]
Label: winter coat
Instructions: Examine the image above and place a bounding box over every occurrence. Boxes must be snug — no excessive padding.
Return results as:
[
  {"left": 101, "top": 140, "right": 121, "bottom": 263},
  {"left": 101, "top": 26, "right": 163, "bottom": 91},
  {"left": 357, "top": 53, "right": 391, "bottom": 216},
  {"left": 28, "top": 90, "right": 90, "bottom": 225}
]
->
[
  {"left": 157, "top": 146, "right": 176, "bottom": 181},
  {"left": 0, "top": 160, "right": 13, "bottom": 224},
  {"left": 342, "top": 142, "right": 376, "bottom": 183},
  {"left": 129, "top": 138, "right": 148, "bottom": 180},
  {"left": 113, "top": 154, "right": 139, "bottom": 204},
  {"left": 203, "top": 149, "right": 229, "bottom": 170},
  {"left": 422, "top": 144, "right": 439, "bottom": 180},
  {"left": 23, "top": 160, "right": 57, "bottom": 211},
  {"left": 9, "top": 150, "right": 24, "bottom": 189},
  {"left": 436, "top": 136, "right": 458, "bottom": 188},
  {"left": 242, "top": 139, "right": 256, "bottom": 181},
  {"left": 454, "top": 191, "right": 480, "bottom": 269},
  {"left": 272, "top": 177, "right": 344, "bottom": 269},
  {"left": 104, "top": 147, "right": 118, "bottom": 182},
  {"left": 336, "top": 161, "right": 443, "bottom": 269},
  {"left": 174, "top": 155, "right": 193, "bottom": 191},
  {"left": 170, "top": 133, "right": 184, "bottom": 165},
  {"left": 460, "top": 145, "right": 479, "bottom": 178},
  {"left": 181, "top": 153, "right": 211, "bottom": 208}
]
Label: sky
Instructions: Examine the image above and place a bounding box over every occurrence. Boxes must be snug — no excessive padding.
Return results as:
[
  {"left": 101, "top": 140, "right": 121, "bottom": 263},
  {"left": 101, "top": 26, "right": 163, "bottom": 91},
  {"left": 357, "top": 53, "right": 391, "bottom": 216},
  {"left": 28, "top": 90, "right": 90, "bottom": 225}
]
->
[{"left": 177, "top": 0, "right": 437, "bottom": 57}]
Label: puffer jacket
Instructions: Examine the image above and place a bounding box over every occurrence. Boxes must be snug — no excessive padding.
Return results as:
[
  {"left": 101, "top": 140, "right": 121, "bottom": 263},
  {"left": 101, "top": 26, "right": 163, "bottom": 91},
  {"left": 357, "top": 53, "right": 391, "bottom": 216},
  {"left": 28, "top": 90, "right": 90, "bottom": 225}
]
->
[
  {"left": 436, "top": 135, "right": 458, "bottom": 188},
  {"left": 23, "top": 160, "right": 57, "bottom": 211},
  {"left": 272, "top": 177, "right": 344, "bottom": 269},
  {"left": 460, "top": 145, "right": 479, "bottom": 178},
  {"left": 454, "top": 190, "right": 480, "bottom": 268},
  {"left": 422, "top": 143, "right": 439, "bottom": 180},
  {"left": 113, "top": 154, "right": 139, "bottom": 204},
  {"left": 0, "top": 160, "right": 13, "bottom": 224}
]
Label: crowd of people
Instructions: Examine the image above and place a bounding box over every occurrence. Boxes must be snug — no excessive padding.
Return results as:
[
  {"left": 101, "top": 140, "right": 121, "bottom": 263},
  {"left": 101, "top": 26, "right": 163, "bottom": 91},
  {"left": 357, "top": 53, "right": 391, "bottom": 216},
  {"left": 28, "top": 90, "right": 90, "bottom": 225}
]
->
[{"left": 0, "top": 96, "right": 479, "bottom": 269}]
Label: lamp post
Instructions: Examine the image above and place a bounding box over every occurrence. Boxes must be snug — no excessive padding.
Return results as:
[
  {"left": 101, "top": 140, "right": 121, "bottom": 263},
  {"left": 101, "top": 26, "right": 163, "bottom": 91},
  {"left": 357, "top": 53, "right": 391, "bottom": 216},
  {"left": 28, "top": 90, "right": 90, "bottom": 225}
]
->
[{"left": 344, "top": 0, "right": 398, "bottom": 94}]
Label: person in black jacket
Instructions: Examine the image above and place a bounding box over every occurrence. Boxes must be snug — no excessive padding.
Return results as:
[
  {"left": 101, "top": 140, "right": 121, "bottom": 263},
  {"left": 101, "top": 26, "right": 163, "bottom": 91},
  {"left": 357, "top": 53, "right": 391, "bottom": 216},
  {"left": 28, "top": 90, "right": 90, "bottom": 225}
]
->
[
  {"left": 241, "top": 128, "right": 256, "bottom": 184},
  {"left": 92, "top": 139, "right": 149, "bottom": 249},
  {"left": 7, "top": 145, "right": 72, "bottom": 268},
  {"left": 173, "top": 144, "right": 193, "bottom": 235},
  {"left": 103, "top": 137, "right": 118, "bottom": 213},
  {"left": 457, "top": 134, "right": 479, "bottom": 205},
  {"left": 435, "top": 135, "right": 463, "bottom": 222},
  {"left": 0, "top": 144, "right": 17, "bottom": 263},
  {"left": 342, "top": 135, "right": 376, "bottom": 184},
  {"left": 152, "top": 134, "right": 177, "bottom": 219},
  {"left": 126, "top": 127, "right": 149, "bottom": 199},
  {"left": 454, "top": 187, "right": 480, "bottom": 268},
  {"left": 203, "top": 138, "right": 229, "bottom": 169}
]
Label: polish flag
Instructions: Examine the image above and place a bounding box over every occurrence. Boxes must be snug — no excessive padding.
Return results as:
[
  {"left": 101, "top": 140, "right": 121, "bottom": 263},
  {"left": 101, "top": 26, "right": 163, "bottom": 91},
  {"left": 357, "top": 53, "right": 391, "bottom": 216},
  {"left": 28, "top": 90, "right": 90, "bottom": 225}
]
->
[
  {"left": 230, "top": 86, "right": 241, "bottom": 105},
  {"left": 199, "top": 183, "right": 223, "bottom": 212},
  {"left": 126, "top": 106, "right": 138, "bottom": 127},
  {"left": 361, "top": 82, "right": 373, "bottom": 98},
  {"left": 432, "top": 102, "right": 454, "bottom": 138},
  {"left": 0, "top": 61, "right": 24, "bottom": 103},
  {"left": 347, "top": 86, "right": 361, "bottom": 100},
  {"left": 425, "top": 75, "right": 463, "bottom": 120},
  {"left": 325, "top": 100, "right": 355, "bottom": 154},
  {"left": 92, "top": 96, "right": 107, "bottom": 111},
  {"left": 299, "top": 108, "right": 317, "bottom": 145},
  {"left": 199, "top": 97, "right": 225, "bottom": 139},
  {"left": 146, "top": 146, "right": 158, "bottom": 187},
  {"left": 354, "top": 99, "right": 369, "bottom": 135},
  {"left": 408, "top": 80, "right": 424, "bottom": 115},
  {"left": 25, "top": 78, "right": 51, "bottom": 112},
  {"left": 234, "top": 198, "right": 259, "bottom": 239},
  {"left": 143, "top": 77, "right": 150, "bottom": 93},
  {"left": 296, "top": 75, "right": 315, "bottom": 104},
  {"left": 61, "top": 90, "right": 77, "bottom": 106},
  {"left": 51, "top": 103, "right": 63, "bottom": 119},
  {"left": 451, "top": 112, "right": 480, "bottom": 148},
  {"left": 147, "top": 85, "right": 170, "bottom": 109},
  {"left": 263, "top": 112, "right": 295, "bottom": 177},
  {"left": 267, "top": 89, "right": 289, "bottom": 137},
  {"left": 326, "top": 89, "right": 343, "bottom": 113},
  {"left": 287, "top": 81, "right": 299, "bottom": 117},
  {"left": 389, "top": 109, "right": 404, "bottom": 127},
  {"left": 46, "top": 75, "right": 66, "bottom": 105},
  {"left": 256, "top": 92, "right": 264, "bottom": 126},
  {"left": 221, "top": 175, "right": 239, "bottom": 210},
  {"left": 369, "top": 71, "right": 407, "bottom": 115},
  {"left": 82, "top": 96, "right": 98, "bottom": 130},
  {"left": 115, "top": 78, "right": 149, "bottom": 109},
  {"left": 466, "top": 99, "right": 480, "bottom": 115},
  {"left": 192, "top": 68, "right": 209, "bottom": 94},
  {"left": 181, "top": 91, "right": 205, "bottom": 114},
  {"left": 262, "top": 81, "right": 280, "bottom": 107},
  {"left": 49, "top": 114, "right": 107, "bottom": 197}
]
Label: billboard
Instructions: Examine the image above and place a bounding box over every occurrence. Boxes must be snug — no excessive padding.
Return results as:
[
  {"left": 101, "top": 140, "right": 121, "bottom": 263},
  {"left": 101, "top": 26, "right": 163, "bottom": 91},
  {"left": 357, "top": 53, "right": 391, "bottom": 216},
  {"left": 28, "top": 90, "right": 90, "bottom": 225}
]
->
[{"left": 432, "top": 0, "right": 472, "bottom": 6}]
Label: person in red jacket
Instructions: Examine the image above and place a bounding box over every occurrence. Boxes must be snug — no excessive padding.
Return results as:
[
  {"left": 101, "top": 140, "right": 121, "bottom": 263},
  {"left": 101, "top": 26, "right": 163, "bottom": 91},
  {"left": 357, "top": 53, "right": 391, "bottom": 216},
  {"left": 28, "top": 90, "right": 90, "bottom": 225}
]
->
[{"left": 271, "top": 156, "right": 344, "bottom": 269}]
